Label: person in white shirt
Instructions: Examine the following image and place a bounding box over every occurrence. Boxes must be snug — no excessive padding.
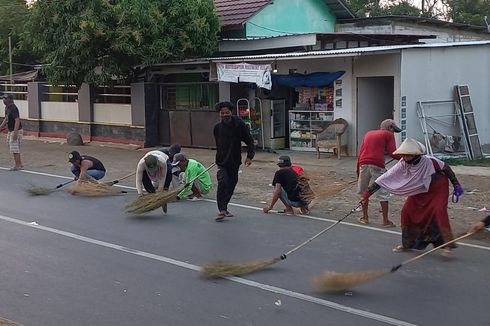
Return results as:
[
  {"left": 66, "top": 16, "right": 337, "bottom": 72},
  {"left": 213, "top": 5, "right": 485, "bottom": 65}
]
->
[{"left": 135, "top": 150, "right": 170, "bottom": 213}]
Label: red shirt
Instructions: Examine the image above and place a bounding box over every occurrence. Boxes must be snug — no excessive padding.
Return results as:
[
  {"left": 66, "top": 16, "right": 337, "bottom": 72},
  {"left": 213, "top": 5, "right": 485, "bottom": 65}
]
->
[{"left": 357, "top": 130, "right": 398, "bottom": 171}]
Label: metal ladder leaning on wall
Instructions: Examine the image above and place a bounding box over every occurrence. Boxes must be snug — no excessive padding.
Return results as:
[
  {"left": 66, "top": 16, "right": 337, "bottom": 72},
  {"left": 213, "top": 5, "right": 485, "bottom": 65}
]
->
[{"left": 454, "top": 85, "right": 483, "bottom": 159}]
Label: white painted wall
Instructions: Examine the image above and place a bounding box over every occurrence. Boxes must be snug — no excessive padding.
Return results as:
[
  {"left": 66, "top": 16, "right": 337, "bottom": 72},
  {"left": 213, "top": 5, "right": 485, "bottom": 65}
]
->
[
  {"left": 400, "top": 45, "right": 490, "bottom": 151},
  {"left": 94, "top": 103, "right": 132, "bottom": 125},
  {"left": 40, "top": 101, "right": 79, "bottom": 121},
  {"left": 0, "top": 100, "right": 28, "bottom": 119}
]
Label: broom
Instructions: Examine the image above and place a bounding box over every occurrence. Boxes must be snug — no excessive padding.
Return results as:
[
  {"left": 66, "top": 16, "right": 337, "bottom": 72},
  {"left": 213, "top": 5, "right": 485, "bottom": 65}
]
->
[
  {"left": 68, "top": 181, "right": 128, "bottom": 197},
  {"left": 126, "top": 162, "right": 216, "bottom": 214},
  {"left": 102, "top": 171, "right": 136, "bottom": 186},
  {"left": 25, "top": 179, "right": 75, "bottom": 196},
  {"left": 201, "top": 202, "right": 362, "bottom": 278},
  {"left": 314, "top": 231, "right": 476, "bottom": 292}
]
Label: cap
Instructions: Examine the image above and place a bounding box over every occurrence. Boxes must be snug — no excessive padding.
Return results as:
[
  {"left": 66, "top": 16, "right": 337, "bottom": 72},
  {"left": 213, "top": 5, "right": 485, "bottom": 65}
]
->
[
  {"left": 168, "top": 143, "right": 181, "bottom": 156},
  {"left": 380, "top": 119, "right": 402, "bottom": 133},
  {"left": 277, "top": 155, "right": 292, "bottom": 167},
  {"left": 2, "top": 94, "right": 13, "bottom": 100},
  {"left": 393, "top": 138, "right": 426, "bottom": 155},
  {"left": 172, "top": 153, "right": 186, "bottom": 166},
  {"left": 68, "top": 151, "right": 81, "bottom": 163},
  {"left": 144, "top": 154, "right": 158, "bottom": 169}
]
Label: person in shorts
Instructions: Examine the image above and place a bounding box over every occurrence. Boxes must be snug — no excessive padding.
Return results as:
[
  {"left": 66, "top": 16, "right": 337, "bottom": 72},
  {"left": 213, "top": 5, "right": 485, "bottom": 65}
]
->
[
  {"left": 0, "top": 94, "right": 23, "bottom": 171},
  {"left": 356, "top": 119, "right": 401, "bottom": 227}
]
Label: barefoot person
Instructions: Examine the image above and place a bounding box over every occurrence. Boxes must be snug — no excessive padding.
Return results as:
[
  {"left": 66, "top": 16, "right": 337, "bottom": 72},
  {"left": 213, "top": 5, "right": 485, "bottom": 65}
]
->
[
  {"left": 213, "top": 101, "right": 254, "bottom": 221},
  {"left": 361, "top": 138, "right": 463, "bottom": 257},
  {"left": 357, "top": 119, "right": 401, "bottom": 227},
  {"left": 263, "top": 156, "right": 310, "bottom": 215}
]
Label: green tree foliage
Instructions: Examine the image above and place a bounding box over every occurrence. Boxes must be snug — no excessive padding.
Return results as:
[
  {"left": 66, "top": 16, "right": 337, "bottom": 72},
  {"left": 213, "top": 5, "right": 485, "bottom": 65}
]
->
[
  {"left": 347, "top": 0, "right": 490, "bottom": 26},
  {"left": 0, "top": 0, "right": 37, "bottom": 75},
  {"left": 444, "top": 0, "right": 490, "bottom": 26},
  {"left": 25, "top": 0, "right": 219, "bottom": 86}
]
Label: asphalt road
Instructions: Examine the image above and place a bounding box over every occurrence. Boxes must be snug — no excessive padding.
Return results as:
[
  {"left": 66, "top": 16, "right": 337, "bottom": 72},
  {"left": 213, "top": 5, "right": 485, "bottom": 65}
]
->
[{"left": 1, "top": 167, "right": 489, "bottom": 326}]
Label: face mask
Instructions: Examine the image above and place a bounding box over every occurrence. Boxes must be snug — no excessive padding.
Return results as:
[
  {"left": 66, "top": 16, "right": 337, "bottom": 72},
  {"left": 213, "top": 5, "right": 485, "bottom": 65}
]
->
[
  {"left": 406, "top": 155, "right": 422, "bottom": 165},
  {"left": 222, "top": 116, "right": 232, "bottom": 124}
]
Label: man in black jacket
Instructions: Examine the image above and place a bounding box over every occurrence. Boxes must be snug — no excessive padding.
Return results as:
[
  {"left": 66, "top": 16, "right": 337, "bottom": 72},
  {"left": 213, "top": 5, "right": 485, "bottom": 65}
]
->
[{"left": 213, "top": 101, "right": 255, "bottom": 221}]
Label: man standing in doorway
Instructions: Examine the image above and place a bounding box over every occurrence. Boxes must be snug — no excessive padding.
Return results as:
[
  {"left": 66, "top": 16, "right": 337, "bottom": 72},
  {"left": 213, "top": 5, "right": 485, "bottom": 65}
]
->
[
  {"left": 0, "top": 94, "right": 23, "bottom": 170},
  {"left": 357, "top": 119, "right": 401, "bottom": 227},
  {"left": 213, "top": 101, "right": 255, "bottom": 221}
]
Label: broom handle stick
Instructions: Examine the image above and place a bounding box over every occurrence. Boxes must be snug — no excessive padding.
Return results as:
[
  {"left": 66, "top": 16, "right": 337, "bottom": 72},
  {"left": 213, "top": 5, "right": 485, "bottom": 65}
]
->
[
  {"left": 183, "top": 162, "right": 217, "bottom": 187},
  {"left": 56, "top": 179, "right": 75, "bottom": 189},
  {"left": 112, "top": 171, "right": 136, "bottom": 183},
  {"left": 391, "top": 231, "right": 476, "bottom": 272},
  {"left": 281, "top": 202, "right": 362, "bottom": 259}
]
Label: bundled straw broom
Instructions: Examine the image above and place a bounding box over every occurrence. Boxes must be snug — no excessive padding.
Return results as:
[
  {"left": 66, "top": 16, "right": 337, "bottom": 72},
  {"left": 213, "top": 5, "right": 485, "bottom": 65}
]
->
[
  {"left": 25, "top": 179, "right": 76, "bottom": 196},
  {"left": 201, "top": 203, "right": 362, "bottom": 278},
  {"left": 0, "top": 316, "right": 23, "bottom": 326},
  {"left": 125, "top": 163, "right": 216, "bottom": 214},
  {"left": 125, "top": 190, "right": 179, "bottom": 214},
  {"left": 68, "top": 181, "right": 126, "bottom": 197},
  {"left": 313, "top": 231, "right": 476, "bottom": 292}
]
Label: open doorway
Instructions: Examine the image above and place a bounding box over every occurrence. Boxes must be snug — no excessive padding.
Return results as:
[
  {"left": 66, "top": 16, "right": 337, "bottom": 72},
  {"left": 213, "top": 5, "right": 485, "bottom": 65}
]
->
[{"left": 356, "top": 76, "right": 394, "bottom": 153}]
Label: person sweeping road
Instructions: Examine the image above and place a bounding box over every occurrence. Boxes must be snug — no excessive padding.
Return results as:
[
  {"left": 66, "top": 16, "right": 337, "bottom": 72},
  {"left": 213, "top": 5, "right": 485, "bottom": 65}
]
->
[
  {"left": 135, "top": 150, "right": 171, "bottom": 213},
  {"left": 263, "top": 155, "right": 310, "bottom": 215},
  {"left": 68, "top": 151, "right": 106, "bottom": 182},
  {"left": 356, "top": 118, "right": 401, "bottom": 227},
  {"left": 171, "top": 153, "right": 212, "bottom": 200},
  {"left": 361, "top": 138, "right": 463, "bottom": 258}
]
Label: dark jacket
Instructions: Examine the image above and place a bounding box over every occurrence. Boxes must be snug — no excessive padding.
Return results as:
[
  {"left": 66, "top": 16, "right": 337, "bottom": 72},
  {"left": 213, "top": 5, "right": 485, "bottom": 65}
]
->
[{"left": 213, "top": 115, "right": 254, "bottom": 169}]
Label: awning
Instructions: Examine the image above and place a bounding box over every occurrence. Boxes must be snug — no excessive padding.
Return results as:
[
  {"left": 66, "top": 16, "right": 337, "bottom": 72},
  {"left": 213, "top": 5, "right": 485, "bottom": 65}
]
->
[
  {"left": 272, "top": 71, "right": 345, "bottom": 88},
  {"left": 0, "top": 70, "right": 39, "bottom": 82}
]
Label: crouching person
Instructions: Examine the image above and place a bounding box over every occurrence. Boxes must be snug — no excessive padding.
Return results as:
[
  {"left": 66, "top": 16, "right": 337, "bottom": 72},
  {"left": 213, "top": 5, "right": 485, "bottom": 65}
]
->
[
  {"left": 68, "top": 151, "right": 106, "bottom": 183},
  {"left": 136, "top": 150, "right": 170, "bottom": 213},
  {"left": 171, "top": 153, "right": 212, "bottom": 200},
  {"left": 263, "top": 155, "right": 310, "bottom": 215}
]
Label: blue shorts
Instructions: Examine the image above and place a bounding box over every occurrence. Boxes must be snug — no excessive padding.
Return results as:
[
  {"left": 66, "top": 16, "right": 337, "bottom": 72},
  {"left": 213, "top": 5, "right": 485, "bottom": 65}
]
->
[{"left": 280, "top": 187, "right": 308, "bottom": 208}]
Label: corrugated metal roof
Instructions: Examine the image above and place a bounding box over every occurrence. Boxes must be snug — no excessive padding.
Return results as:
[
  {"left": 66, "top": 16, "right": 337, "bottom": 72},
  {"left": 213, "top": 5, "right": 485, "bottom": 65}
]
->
[
  {"left": 215, "top": 0, "right": 355, "bottom": 29},
  {"left": 207, "top": 40, "right": 490, "bottom": 61}
]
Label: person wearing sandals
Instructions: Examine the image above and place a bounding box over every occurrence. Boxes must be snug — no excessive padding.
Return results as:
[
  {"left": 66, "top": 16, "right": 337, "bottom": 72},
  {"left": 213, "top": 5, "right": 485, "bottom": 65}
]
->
[
  {"left": 0, "top": 94, "right": 23, "bottom": 171},
  {"left": 214, "top": 101, "right": 255, "bottom": 222},
  {"left": 263, "top": 156, "right": 310, "bottom": 216},
  {"left": 360, "top": 138, "right": 464, "bottom": 257},
  {"left": 356, "top": 119, "right": 402, "bottom": 227}
]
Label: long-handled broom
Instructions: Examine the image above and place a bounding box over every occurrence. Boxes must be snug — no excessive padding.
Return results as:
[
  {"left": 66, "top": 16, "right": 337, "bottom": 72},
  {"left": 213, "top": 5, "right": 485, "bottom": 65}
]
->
[
  {"left": 201, "top": 202, "right": 362, "bottom": 278},
  {"left": 26, "top": 179, "right": 76, "bottom": 196},
  {"left": 313, "top": 231, "right": 477, "bottom": 292},
  {"left": 102, "top": 171, "right": 136, "bottom": 186},
  {"left": 126, "top": 162, "right": 216, "bottom": 214}
]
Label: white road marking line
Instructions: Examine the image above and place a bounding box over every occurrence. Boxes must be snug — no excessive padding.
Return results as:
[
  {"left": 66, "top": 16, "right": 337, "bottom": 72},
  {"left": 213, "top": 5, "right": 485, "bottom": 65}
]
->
[
  {"left": 3, "top": 167, "right": 490, "bottom": 251},
  {"left": 0, "top": 213, "right": 417, "bottom": 326}
]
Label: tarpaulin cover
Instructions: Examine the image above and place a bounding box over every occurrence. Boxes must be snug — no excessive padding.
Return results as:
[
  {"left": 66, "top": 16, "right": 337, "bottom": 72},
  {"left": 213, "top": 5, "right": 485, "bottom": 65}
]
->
[{"left": 272, "top": 71, "right": 345, "bottom": 88}]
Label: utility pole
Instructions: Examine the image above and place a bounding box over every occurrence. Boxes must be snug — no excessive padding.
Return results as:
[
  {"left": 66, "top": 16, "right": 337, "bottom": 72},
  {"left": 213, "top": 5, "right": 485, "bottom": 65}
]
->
[
  {"left": 9, "top": 36, "right": 13, "bottom": 83},
  {"left": 421, "top": 0, "right": 425, "bottom": 15}
]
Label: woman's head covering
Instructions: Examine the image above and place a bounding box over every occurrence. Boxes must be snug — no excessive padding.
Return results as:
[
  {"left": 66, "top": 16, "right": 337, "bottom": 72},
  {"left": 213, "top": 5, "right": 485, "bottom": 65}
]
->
[{"left": 393, "top": 138, "right": 426, "bottom": 155}]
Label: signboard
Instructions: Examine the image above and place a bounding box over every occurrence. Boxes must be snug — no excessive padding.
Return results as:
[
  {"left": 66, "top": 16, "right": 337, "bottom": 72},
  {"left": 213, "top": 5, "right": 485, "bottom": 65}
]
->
[{"left": 216, "top": 63, "right": 272, "bottom": 90}]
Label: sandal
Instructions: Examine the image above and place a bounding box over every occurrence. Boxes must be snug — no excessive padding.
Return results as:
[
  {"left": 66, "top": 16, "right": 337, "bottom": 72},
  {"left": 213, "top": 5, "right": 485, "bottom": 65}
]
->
[
  {"left": 392, "top": 245, "right": 410, "bottom": 253},
  {"left": 382, "top": 221, "right": 396, "bottom": 228},
  {"left": 277, "top": 210, "right": 294, "bottom": 216},
  {"left": 358, "top": 217, "right": 369, "bottom": 225}
]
